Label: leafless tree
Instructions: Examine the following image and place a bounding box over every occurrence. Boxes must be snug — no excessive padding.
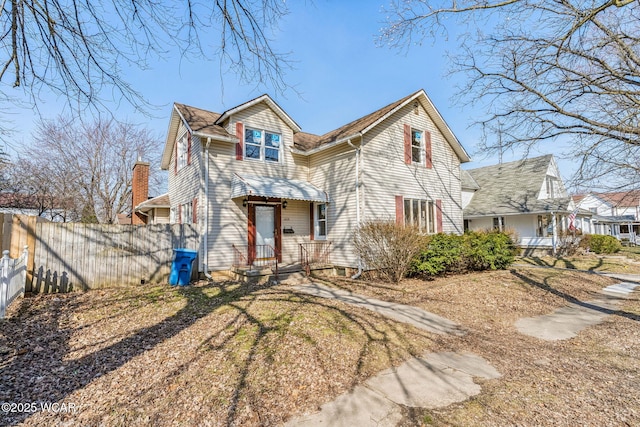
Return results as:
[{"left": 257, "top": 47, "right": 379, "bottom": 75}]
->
[
  {"left": 0, "top": 0, "right": 291, "bottom": 140},
  {"left": 5, "top": 157, "right": 82, "bottom": 221},
  {"left": 26, "top": 117, "right": 162, "bottom": 223},
  {"left": 381, "top": 0, "right": 640, "bottom": 191}
]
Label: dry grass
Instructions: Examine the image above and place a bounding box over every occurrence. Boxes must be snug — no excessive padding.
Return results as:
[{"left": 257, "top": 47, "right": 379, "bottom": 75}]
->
[
  {"left": 327, "top": 268, "right": 640, "bottom": 426},
  {"left": 1, "top": 281, "right": 435, "bottom": 426},
  {"left": 1, "top": 265, "right": 638, "bottom": 426},
  {"left": 516, "top": 253, "right": 640, "bottom": 274}
]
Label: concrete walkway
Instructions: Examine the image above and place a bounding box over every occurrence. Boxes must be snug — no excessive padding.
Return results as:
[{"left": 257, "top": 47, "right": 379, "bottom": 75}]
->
[
  {"left": 516, "top": 280, "right": 639, "bottom": 341},
  {"left": 285, "top": 351, "right": 501, "bottom": 427},
  {"left": 287, "top": 282, "right": 495, "bottom": 426},
  {"left": 287, "top": 276, "right": 638, "bottom": 425},
  {"left": 292, "top": 282, "right": 464, "bottom": 336}
]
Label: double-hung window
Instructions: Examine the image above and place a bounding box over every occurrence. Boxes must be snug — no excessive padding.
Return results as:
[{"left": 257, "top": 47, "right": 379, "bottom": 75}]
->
[
  {"left": 180, "top": 202, "right": 193, "bottom": 225},
  {"left": 411, "top": 129, "right": 423, "bottom": 164},
  {"left": 314, "top": 203, "right": 327, "bottom": 239},
  {"left": 177, "top": 132, "right": 188, "bottom": 171},
  {"left": 245, "top": 128, "right": 281, "bottom": 162}
]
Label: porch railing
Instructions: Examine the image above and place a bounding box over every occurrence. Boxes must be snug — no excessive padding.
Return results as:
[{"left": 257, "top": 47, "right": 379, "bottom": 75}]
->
[
  {"left": 232, "top": 244, "right": 279, "bottom": 278},
  {"left": 299, "top": 241, "right": 332, "bottom": 275}
]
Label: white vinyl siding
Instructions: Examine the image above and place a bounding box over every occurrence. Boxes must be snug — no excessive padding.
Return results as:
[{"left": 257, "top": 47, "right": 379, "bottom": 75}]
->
[
  {"left": 168, "top": 122, "right": 202, "bottom": 223},
  {"left": 309, "top": 142, "right": 359, "bottom": 267},
  {"left": 363, "top": 102, "right": 463, "bottom": 234},
  {"left": 203, "top": 102, "right": 309, "bottom": 270}
]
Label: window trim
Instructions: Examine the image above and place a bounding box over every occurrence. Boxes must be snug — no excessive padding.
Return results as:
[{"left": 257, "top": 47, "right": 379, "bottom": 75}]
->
[
  {"left": 314, "top": 202, "right": 328, "bottom": 240},
  {"left": 411, "top": 129, "right": 424, "bottom": 165},
  {"left": 244, "top": 126, "right": 282, "bottom": 163},
  {"left": 403, "top": 197, "right": 436, "bottom": 234},
  {"left": 176, "top": 131, "right": 189, "bottom": 172}
]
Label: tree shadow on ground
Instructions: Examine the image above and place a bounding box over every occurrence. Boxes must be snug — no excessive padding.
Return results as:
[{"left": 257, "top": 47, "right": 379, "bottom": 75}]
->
[
  {"left": 0, "top": 279, "right": 438, "bottom": 426},
  {"left": 509, "top": 269, "right": 639, "bottom": 322}
]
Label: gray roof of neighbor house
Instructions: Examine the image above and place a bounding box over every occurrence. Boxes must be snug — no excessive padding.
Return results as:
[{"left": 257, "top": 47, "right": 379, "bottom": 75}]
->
[
  {"left": 464, "top": 154, "right": 571, "bottom": 217},
  {"left": 461, "top": 170, "right": 480, "bottom": 190},
  {"left": 135, "top": 193, "right": 170, "bottom": 212}
]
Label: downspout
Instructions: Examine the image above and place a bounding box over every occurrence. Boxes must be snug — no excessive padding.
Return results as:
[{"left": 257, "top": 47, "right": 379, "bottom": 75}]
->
[
  {"left": 203, "top": 137, "right": 213, "bottom": 280},
  {"left": 347, "top": 139, "right": 363, "bottom": 279}
]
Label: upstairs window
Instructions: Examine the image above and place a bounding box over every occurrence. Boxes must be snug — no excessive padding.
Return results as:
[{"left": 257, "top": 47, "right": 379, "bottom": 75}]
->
[
  {"left": 176, "top": 132, "right": 189, "bottom": 172},
  {"left": 411, "top": 130, "right": 423, "bottom": 164},
  {"left": 245, "top": 128, "right": 281, "bottom": 163}
]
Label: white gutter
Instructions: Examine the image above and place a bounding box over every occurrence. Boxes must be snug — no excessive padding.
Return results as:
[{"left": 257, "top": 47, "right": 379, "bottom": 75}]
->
[
  {"left": 193, "top": 132, "right": 238, "bottom": 144},
  {"left": 291, "top": 133, "right": 361, "bottom": 156},
  {"left": 203, "top": 137, "right": 213, "bottom": 280},
  {"left": 347, "top": 139, "right": 363, "bottom": 279}
]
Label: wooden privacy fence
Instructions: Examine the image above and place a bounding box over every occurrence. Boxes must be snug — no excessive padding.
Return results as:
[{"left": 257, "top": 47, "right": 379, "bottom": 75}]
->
[{"left": 30, "top": 223, "right": 199, "bottom": 292}]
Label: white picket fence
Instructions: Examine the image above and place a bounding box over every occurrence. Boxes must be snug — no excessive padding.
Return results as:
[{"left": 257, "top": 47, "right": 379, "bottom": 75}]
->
[{"left": 0, "top": 246, "right": 28, "bottom": 318}]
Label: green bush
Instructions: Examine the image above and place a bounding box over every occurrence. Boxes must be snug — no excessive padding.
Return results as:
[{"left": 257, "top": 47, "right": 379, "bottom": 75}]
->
[
  {"left": 412, "top": 230, "right": 517, "bottom": 277},
  {"left": 412, "top": 233, "right": 466, "bottom": 276},
  {"left": 464, "top": 230, "right": 517, "bottom": 271},
  {"left": 579, "top": 234, "right": 621, "bottom": 254}
]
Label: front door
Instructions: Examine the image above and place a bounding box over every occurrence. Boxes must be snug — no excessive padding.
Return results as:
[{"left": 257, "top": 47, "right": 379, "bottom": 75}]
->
[
  {"left": 248, "top": 203, "right": 282, "bottom": 263},
  {"left": 255, "top": 206, "right": 275, "bottom": 248}
]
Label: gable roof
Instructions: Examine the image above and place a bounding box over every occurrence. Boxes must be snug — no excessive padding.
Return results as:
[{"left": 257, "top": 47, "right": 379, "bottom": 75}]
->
[
  {"left": 175, "top": 103, "right": 230, "bottom": 139},
  {"left": 161, "top": 95, "right": 299, "bottom": 169},
  {"left": 598, "top": 190, "right": 640, "bottom": 207},
  {"left": 292, "top": 89, "right": 471, "bottom": 163},
  {"left": 464, "top": 154, "right": 571, "bottom": 217},
  {"left": 215, "top": 94, "right": 301, "bottom": 132}
]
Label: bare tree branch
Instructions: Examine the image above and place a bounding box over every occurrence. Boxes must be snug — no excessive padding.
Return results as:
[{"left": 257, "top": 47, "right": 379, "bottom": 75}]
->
[{"left": 381, "top": 0, "right": 640, "bottom": 191}]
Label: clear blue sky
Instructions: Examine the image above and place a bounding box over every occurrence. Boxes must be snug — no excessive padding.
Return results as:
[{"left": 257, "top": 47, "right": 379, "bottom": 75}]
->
[{"left": 9, "top": 0, "right": 574, "bottom": 179}]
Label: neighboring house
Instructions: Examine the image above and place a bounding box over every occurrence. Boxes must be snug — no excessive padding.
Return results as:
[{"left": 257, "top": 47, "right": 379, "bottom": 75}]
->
[
  {"left": 135, "top": 194, "right": 171, "bottom": 224},
  {"left": 572, "top": 191, "right": 640, "bottom": 245},
  {"left": 462, "top": 155, "right": 583, "bottom": 253},
  {"left": 131, "top": 160, "right": 171, "bottom": 225},
  {"left": 0, "top": 193, "right": 67, "bottom": 222},
  {"left": 160, "top": 90, "right": 471, "bottom": 274}
]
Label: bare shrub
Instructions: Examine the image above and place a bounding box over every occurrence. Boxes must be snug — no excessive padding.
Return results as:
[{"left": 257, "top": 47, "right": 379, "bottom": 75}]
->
[{"left": 353, "top": 220, "right": 426, "bottom": 283}]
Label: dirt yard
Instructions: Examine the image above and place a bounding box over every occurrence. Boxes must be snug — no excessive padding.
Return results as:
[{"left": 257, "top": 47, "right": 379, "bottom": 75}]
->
[{"left": 1, "top": 266, "right": 638, "bottom": 426}]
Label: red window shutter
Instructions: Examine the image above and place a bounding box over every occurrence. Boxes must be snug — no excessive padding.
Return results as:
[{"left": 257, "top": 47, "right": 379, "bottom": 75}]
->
[
  {"left": 425, "top": 131, "right": 432, "bottom": 169},
  {"left": 403, "top": 124, "right": 411, "bottom": 165},
  {"left": 275, "top": 204, "right": 282, "bottom": 262},
  {"left": 192, "top": 197, "right": 198, "bottom": 224},
  {"left": 395, "top": 195, "right": 404, "bottom": 224},
  {"left": 248, "top": 205, "right": 256, "bottom": 264},
  {"left": 309, "top": 203, "right": 315, "bottom": 240},
  {"left": 436, "top": 199, "right": 443, "bottom": 232},
  {"left": 187, "top": 132, "right": 192, "bottom": 165},
  {"left": 236, "top": 122, "right": 244, "bottom": 160}
]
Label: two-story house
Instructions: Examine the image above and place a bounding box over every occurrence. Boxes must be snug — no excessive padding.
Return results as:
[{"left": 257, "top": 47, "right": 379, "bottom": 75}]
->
[
  {"left": 159, "top": 90, "right": 471, "bottom": 276},
  {"left": 462, "top": 155, "right": 584, "bottom": 254},
  {"left": 572, "top": 191, "right": 640, "bottom": 245}
]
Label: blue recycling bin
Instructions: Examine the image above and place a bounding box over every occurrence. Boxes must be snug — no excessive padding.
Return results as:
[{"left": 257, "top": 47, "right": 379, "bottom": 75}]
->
[{"left": 169, "top": 248, "right": 198, "bottom": 286}]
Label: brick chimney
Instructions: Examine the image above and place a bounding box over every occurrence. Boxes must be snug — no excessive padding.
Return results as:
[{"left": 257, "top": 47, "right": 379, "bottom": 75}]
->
[{"left": 132, "top": 160, "right": 150, "bottom": 225}]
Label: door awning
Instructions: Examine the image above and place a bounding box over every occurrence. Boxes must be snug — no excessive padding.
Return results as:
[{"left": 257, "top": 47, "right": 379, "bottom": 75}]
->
[{"left": 231, "top": 174, "right": 330, "bottom": 203}]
